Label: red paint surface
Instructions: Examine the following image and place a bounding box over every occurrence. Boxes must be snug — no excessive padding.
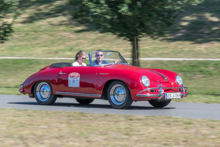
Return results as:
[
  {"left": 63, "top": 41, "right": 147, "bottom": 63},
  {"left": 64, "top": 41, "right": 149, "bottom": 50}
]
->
[{"left": 21, "top": 64, "right": 187, "bottom": 101}]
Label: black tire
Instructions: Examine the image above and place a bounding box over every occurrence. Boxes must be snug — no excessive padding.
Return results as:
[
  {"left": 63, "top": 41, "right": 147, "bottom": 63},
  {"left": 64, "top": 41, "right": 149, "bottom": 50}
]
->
[
  {"left": 33, "top": 81, "right": 57, "bottom": 105},
  {"left": 148, "top": 99, "right": 171, "bottom": 108},
  {"left": 107, "top": 81, "right": 133, "bottom": 109},
  {"left": 75, "top": 98, "right": 94, "bottom": 105}
]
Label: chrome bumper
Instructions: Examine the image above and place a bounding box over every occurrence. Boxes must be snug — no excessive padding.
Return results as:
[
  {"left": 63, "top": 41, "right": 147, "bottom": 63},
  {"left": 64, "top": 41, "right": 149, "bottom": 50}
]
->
[
  {"left": 136, "top": 84, "right": 187, "bottom": 99},
  {"left": 136, "top": 93, "right": 188, "bottom": 98}
]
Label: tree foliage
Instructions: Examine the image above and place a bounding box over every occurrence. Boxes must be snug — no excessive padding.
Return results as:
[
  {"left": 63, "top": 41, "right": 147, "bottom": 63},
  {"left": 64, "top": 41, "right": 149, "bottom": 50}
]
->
[
  {"left": 69, "top": 0, "right": 203, "bottom": 66},
  {"left": 0, "top": 0, "right": 18, "bottom": 43}
]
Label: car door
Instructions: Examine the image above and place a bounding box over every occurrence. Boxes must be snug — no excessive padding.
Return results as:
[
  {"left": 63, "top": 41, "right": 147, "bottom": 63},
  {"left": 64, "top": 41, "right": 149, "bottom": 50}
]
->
[{"left": 57, "top": 66, "right": 97, "bottom": 95}]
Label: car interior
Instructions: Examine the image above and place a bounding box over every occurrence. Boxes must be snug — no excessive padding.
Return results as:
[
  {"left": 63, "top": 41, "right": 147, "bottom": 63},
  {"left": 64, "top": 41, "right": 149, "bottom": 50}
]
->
[
  {"left": 50, "top": 62, "right": 91, "bottom": 68},
  {"left": 50, "top": 62, "right": 72, "bottom": 68}
]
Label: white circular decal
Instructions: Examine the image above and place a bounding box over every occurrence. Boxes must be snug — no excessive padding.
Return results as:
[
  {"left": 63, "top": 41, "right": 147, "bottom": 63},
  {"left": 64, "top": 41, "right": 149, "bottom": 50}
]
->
[{"left": 68, "top": 72, "right": 80, "bottom": 87}]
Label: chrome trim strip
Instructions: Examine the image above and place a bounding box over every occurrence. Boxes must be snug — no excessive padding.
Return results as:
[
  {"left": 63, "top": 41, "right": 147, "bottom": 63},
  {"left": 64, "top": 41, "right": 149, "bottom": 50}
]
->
[
  {"left": 158, "top": 84, "right": 163, "bottom": 99},
  {"left": 137, "top": 93, "right": 161, "bottom": 97},
  {"left": 136, "top": 93, "right": 188, "bottom": 98},
  {"left": 56, "top": 91, "right": 101, "bottom": 98},
  {"left": 182, "top": 84, "right": 185, "bottom": 97},
  {"left": 99, "top": 73, "right": 109, "bottom": 75},
  {"left": 150, "top": 70, "right": 168, "bottom": 81},
  {"left": 139, "top": 88, "right": 149, "bottom": 94}
]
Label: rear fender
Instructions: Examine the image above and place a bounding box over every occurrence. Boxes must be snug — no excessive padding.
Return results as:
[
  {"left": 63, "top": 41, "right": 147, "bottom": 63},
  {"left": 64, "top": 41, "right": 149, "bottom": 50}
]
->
[{"left": 23, "top": 69, "right": 60, "bottom": 94}]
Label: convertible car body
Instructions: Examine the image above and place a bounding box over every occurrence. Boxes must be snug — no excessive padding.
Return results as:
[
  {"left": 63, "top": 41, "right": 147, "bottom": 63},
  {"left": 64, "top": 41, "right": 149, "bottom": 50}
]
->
[{"left": 19, "top": 50, "right": 188, "bottom": 109}]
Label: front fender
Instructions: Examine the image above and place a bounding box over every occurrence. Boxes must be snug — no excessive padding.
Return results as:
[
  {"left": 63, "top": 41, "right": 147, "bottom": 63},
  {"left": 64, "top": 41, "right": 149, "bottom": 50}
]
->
[{"left": 96, "top": 68, "right": 144, "bottom": 99}]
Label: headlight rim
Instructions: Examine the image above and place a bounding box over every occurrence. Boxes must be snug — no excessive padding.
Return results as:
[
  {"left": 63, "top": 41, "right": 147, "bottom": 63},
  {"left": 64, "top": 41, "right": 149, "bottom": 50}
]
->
[
  {"left": 176, "top": 75, "right": 183, "bottom": 86},
  {"left": 141, "top": 76, "right": 150, "bottom": 87}
]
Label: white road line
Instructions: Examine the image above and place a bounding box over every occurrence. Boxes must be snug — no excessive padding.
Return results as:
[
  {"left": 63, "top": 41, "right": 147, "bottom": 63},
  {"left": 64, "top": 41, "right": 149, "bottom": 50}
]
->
[
  {"left": 135, "top": 58, "right": 220, "bottom": 61},
  {"left": 0, "top": 57, "right": 220, "bottom": 61},
  {"left": 0, "top": 57, "right": 73, "bottom": 60}
]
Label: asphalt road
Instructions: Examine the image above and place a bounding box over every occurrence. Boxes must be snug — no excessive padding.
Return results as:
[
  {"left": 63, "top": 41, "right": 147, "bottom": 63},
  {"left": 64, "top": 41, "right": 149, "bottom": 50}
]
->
[{"left": 1, "top": 95, "right": 220, "bottom": 121}]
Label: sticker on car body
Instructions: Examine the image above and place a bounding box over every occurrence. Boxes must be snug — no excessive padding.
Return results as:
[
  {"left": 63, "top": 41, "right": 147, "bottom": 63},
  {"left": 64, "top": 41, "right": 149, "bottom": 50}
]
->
[{"left": 68, "top": 72, "right": 80, "bottom": 87}]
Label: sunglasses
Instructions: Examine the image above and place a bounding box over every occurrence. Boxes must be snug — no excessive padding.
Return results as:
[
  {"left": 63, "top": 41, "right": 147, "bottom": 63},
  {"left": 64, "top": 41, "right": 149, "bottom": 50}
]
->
[
  {"left": 96, "top": 54, "right": 103, "bottom": 57},
  {"left": 79, "top": 56, "right": 86, "bottom": 60}
]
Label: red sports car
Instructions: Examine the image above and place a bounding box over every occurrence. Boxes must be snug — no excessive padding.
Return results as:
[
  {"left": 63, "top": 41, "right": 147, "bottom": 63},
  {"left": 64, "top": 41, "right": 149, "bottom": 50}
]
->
[{"left": 19, "top": 50, "right": 187, "bottom": 109}]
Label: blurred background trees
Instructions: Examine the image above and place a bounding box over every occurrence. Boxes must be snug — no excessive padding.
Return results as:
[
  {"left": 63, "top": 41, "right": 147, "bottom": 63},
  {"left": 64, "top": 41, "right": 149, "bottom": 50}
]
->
[
  {"left": 70, "top": 0, "right": 203, "bottom": 66},
  {"left": 0, "top": 0, "right": 18, "bottom": 43}
]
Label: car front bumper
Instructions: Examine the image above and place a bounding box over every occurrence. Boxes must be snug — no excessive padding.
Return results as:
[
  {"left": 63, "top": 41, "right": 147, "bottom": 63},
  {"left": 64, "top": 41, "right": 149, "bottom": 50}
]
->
[
  {"left": 136, "top": 93, "right": 188, "bottom": 98},
  {"left": 135, "top": 84, "right": 188, "bottom": 100}
]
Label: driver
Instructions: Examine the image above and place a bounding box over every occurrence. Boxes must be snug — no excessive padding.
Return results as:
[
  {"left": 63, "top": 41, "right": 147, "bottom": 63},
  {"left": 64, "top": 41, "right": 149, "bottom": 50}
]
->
[{"left": 93, "top": 50, "right": 108, "bottom": 66}]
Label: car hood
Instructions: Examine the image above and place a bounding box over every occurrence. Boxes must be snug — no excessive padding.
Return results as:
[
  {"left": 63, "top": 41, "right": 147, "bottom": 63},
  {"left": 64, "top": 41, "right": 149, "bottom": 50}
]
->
[{"left": 104, "top": 64, "right": 173, "bottom": 82}]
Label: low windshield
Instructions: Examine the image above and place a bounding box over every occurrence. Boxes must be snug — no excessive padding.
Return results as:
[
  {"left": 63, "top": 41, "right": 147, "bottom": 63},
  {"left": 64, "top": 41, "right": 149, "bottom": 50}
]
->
[{"left": 89, "top": 51, "right": 128, "bottom": 66}]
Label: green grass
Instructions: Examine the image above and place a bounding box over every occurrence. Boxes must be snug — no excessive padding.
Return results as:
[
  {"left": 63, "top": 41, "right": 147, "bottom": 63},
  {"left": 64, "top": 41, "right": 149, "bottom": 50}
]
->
[
  {"left": 0, "top": 88, "right": 19, "bottom": 95},
  {"left": 0, "top": 59, "right": 73, "bottom": 89},
  {"left": 0, "top": 108, "right": 219, "bottom": 146},
  {"left": 174, "top": 94, "right": 220, "bottom": 104},
  {"left": 0, "top": 0, "right": 220, "bottom": 58},
  {"left": 0, "top": 59, "right": 219, "bottom": 103}
]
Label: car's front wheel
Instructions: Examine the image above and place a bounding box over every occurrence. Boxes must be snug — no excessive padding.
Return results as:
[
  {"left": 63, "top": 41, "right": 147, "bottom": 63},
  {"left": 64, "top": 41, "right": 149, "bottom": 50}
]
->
[
  {"left": 148, "top": 99, "right": 171, "bottom": 108},
  {"left": 107, "top": 81, "right": 133, "bottom": 109},
  {"left": 75, "top": 98, "right": 94, "bottom": 105},
  {"left": 34, "top": 81, "right": 57, "bottom": 105}
]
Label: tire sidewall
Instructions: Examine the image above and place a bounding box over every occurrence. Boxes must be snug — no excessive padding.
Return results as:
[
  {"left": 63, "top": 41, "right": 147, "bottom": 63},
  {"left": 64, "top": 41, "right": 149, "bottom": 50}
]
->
[
  {"left": 34, "top": 81, "right": 57, "bottom": 105},
  {"left": 148, "top": 99, "right": 171, "bottom": 108},
  {"left": 107, "top": 81, "right": 132, "bottom": 109},
  {"left": 75, "top": 98, "right": 94, "bottom": 104}
]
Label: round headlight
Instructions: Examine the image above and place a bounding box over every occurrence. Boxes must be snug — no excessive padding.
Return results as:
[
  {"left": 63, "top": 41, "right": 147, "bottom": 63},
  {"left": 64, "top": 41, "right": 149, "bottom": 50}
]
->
[
  {"left": 176, "top": 76, "right": 183, "bottom": 86},
  {"left": 141, "top": 76, "right": 150, "bottom": 87}
]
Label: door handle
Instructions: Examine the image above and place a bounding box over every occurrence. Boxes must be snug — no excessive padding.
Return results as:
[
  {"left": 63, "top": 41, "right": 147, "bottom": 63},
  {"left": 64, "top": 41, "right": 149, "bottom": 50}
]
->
[{"left": 59, "top": 71, "right": 66, "bottom": 75}]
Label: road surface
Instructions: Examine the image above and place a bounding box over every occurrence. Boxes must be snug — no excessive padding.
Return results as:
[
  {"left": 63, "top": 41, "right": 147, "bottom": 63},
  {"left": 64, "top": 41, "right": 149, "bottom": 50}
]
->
[{"left": 0, "top": 95, "right": 220, "bottom": 120}]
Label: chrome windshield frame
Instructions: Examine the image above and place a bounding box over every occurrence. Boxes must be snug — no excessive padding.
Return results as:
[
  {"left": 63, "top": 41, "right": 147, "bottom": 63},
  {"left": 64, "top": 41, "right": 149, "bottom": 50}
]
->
[{"left": 88, "top": 50, "right": 128, "bottom": 66}]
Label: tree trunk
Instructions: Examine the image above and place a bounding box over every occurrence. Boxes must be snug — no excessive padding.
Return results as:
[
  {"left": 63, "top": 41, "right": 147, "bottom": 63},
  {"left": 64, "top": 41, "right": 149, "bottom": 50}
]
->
[{"left": 131, "top": 37, "right": 139, "bottom": 66}]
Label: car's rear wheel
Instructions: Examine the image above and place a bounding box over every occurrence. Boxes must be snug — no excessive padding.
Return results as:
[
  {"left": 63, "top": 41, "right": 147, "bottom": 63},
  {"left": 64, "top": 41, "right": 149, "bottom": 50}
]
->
[
  {"left": 148, "top": 99, "right": 171, "bottom": 108},
  {"left": 75, "top": 98, "right": 94, "bottom": 104},
  {"left": 34, "top": 81, "right": 57, "bottom": 105},
  {"left": 107, "top": 81, "right": 132, "bottom": 109}
]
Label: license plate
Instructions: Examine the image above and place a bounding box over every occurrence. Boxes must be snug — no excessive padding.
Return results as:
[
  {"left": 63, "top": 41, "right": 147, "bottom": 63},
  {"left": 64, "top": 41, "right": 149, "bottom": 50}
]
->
[{"left": 165, "top": 93, "right": 181, "bottom": 99}]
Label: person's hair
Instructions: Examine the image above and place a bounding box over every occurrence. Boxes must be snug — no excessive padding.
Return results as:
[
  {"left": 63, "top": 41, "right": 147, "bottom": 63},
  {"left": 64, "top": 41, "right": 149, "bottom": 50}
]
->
[
  {"left": 75, "top": 50, "right": 86, "bottom": 61},
  {"left": 96, "top": 49, "right": 103, "bottom": 55}
]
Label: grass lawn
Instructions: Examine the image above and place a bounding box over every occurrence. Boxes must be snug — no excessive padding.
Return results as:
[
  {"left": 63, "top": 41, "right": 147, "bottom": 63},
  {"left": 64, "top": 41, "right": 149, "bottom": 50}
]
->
[
  {"left": 0, "top": 108, "right": 219, "bottom": 146},
  {"left": 0, "top": 59, "right": 219, "bottom": 103}
]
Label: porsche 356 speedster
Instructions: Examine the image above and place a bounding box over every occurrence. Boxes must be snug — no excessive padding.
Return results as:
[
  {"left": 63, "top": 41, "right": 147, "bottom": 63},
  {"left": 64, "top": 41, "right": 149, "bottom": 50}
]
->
[{"left": 19, "top": 50, "right": 188, "bottom": 109}]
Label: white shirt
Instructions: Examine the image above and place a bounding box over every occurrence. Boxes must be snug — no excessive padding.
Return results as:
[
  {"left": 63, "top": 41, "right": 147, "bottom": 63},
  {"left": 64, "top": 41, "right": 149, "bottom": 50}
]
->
[{"left": 72, "top": 61, "right": 87, "bottom": 66}]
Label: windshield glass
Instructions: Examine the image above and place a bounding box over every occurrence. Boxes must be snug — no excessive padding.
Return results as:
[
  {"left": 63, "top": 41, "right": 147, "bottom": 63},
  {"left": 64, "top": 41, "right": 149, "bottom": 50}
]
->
[{"left": 89, "top": 51, "right": 128, "bottom": 66}]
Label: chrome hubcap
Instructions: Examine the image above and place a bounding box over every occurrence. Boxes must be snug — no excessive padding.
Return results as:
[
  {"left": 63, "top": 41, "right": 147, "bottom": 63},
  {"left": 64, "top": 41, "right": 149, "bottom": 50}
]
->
[
  {"left": 36, "top": 82, "right": 51, "bottom": 101},
  {"left": 110, "top": 84, "right": 126, "bottom": 105}
]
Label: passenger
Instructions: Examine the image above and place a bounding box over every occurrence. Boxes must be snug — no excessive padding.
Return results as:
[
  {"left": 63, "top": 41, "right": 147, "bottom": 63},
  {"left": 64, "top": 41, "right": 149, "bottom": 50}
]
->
[
  {"left": 93, "top": 50, "right": 108, "bottom": 66},
  {"left": 72, "top": 50, "right": 87, "bottom": 66}
]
